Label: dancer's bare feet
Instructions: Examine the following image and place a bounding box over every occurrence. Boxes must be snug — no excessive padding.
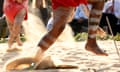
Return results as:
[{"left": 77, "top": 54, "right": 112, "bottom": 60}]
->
[
  {"left": 7, "top": 48, "right": 22, "bottom": 52},
  {"left": 7, "top": 42, "right": 22, "bottom": 52},
  {"left": 17, "top": 41, "right": 23, "bottom": 46},
  {"left": 33, "top": 48, "right": 45, "bottom": 69},
  {"left": 85, "top": 42, "right": 108, "bottom": 56},
  {"left": 16, "top": 37, "right": 23, "bottom": 46},
  {"left": 34, "top": 48, "right": 45, "bottom": 62}
]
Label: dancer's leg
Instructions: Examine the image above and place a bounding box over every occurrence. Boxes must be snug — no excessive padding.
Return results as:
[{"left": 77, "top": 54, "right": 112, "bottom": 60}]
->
[
  {"left": 35, "top": 7, "right": 75, "bottom": 61},
  {"left": 6, "top": 8, "right": 26, "bottom": 52},
  {"left": 13, "top": 8, "right": 26, "bottom": 46},
  {"left": 86, "top": 0, "right": 108, "bottom": 56},
  {"left": 6, "top": 18, "right": 14, "bottom": 50}
]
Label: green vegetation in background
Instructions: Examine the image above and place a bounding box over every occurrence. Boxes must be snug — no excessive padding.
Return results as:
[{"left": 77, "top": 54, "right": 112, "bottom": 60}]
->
[
  {"left": 74, "top": 32, "right": 120, "bottom": 41},
  {"left": 0, "top": 33, "right": 120, "bottom": 43},
  {"left": 0, "top": 35, "right": 26, "bottom": 43},
  {"left": 114, "top": 33, "right": 120, "bottom": 41}
]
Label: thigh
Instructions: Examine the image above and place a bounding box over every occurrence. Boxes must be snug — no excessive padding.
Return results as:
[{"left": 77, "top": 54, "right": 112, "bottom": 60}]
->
[
  {"left": 53, "top": 7, "right": 75, "bottom": 27},
  {"left": 48, "top": 7, "right": 75, "bottom": 36},
  {"left": 14, "top": 8, "right": 26, "bottom": 24}
]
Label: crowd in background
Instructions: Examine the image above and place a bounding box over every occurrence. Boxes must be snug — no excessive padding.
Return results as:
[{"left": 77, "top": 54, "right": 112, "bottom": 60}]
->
[
  {"left": 100, "top": 0, "right": 120, "bottom": 36},
  {"left": 69, "top": 0, "right": 120, "bottom": 36},
  {"left": 0, "top": 0, "right": 120, "bottom": 40}
]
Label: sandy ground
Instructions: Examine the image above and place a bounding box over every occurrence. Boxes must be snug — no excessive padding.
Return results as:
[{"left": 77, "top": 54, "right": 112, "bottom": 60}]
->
[{"left": 1, "top": 40, "right": 120, "bottom": 72}]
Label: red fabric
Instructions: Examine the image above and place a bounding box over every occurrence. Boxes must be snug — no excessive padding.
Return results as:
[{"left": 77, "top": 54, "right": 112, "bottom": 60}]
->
[
  {"left": 52, "top": 0, "right": 87, "bottom": 9},
  {"left": 3, "top": 0, "right": 28, "bottom": 23}
]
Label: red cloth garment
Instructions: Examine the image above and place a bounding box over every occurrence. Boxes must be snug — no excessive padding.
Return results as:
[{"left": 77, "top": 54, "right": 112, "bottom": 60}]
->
[
  {"left": 3, "top": 0, "right": 28, "bottom": 23},
  {"left": 52, "top": 0, "right": 87, "bottom": 9}
]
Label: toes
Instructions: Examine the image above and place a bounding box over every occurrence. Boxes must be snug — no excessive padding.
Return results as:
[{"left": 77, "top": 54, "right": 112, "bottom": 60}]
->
[
  {"left": 96, "top": 52, "right": 108, "bottom": 56},
  {"left": 6, "top": 48, "right": 22, "bottom": 52},
  {"left": 85, "top": 45, "right": 108, "bottom": 56}
]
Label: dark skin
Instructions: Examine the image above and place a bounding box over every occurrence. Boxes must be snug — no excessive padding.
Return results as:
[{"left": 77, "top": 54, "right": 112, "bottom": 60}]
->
[
  {"left": 35, "top": 0, "right": 108, "bottom": 61},
  {"left": 85, "top": 0, "right": 108, "bottom": 56},
  {"left": 5, "top": 0, "right": 108, "bottom": 70}
]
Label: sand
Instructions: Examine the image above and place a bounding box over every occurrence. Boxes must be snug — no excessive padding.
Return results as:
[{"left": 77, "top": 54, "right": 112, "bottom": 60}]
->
[{"left": 0, "top": 40, "right": 120, "bottom": 72}]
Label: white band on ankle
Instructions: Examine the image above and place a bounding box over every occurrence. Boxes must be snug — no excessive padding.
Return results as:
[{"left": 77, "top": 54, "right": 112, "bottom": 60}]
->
[
  {"left": 89, "top": 17, "right": 100, "bottom": 23},
  {"left": 91, "top": 9, "right": 102, "bottom": 15},
  {"left": 40, "top": 40, "right": 49, "bottom": 48},
  {"left": 89, "top": 34, "right": 96, "bottom": 38},
  {"left": 47, "top": 34, "right": 56, "bottom": 42},
  {"left": 89, "top": 25, "right": 99, "bottom": 31}
]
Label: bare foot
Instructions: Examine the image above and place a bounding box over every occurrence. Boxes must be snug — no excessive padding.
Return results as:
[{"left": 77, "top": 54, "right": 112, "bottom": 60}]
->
[
  {"left": 85, "top": 43, "right": 108, "bottom": 56},
  {"left": 34, "top": 49, "right": 43, "bottom": 61},
  {"left": 7, "top": 48, "right": 22, "bottom": 52},
  {"left": 33, "top": 48, "right": 45, "bottom": 69},
  {"left": 17, "top": 41, "right": 23, "bottom": 46}
]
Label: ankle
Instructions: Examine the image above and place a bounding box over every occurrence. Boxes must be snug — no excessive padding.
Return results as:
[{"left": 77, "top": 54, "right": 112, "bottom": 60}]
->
[
  {"left": 17, "top": 42, "right": 23, "bottom": 46},
  {"left": 34, "top": 48, "right": 44, "bottom": 61},
  {"left": 87, "top": 38, "right": 97, "bottom": 43}
]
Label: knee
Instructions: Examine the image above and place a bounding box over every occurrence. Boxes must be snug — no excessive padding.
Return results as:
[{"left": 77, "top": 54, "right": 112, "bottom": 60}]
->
[{"left": 14, "top": 8, "right": 26, "bottom": 24}]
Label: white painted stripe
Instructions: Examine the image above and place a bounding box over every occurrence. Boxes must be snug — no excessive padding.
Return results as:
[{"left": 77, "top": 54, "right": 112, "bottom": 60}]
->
[
  {"left": 89, "top": 18, "right": 100, "bottom": 23},
  {"left": 89, "top": 25, "right": 99, "bottom": 31},
  {"left": 91, "top": 9, "right": 102, "bottom": 15},
  {"left": 89, "top": 34, "right": 96, "bottom": 38},
  {"left": 47, "top": 35, "right": 56, "bottom": 42},
  {"left": 40, "top": 40, "right": 49, "bottom": 48}
]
